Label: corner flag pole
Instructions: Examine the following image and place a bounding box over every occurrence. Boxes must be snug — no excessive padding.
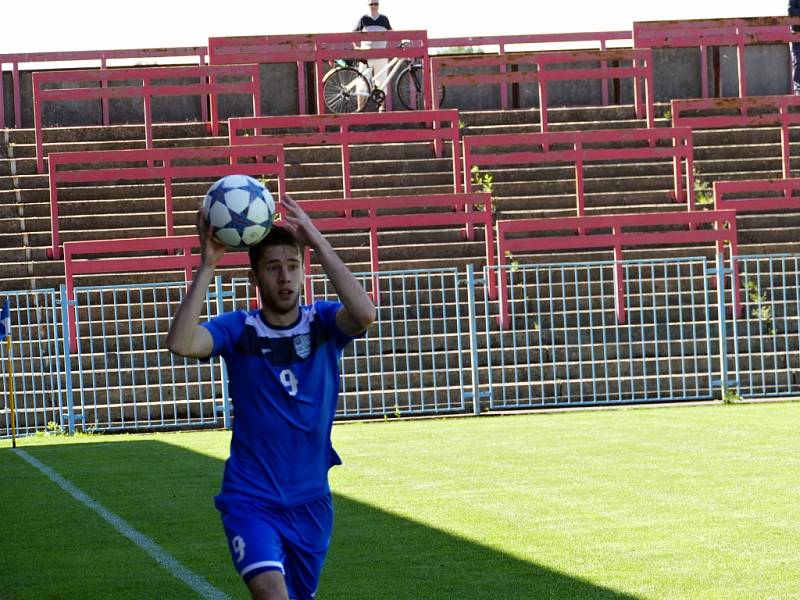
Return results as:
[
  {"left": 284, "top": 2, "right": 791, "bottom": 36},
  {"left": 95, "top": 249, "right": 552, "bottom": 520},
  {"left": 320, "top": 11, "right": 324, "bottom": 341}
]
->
[
  {"left": 6, "top": 334, "right": 15, "bottom": 449},
  {"left": 1, "top": 299, "right": 15, "bottom": 448}
]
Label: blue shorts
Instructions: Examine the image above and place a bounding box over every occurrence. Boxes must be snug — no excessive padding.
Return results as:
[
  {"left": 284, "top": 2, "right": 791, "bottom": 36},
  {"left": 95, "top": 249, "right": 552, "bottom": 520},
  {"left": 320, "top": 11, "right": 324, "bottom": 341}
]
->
[{"left": 215, "top": 493, "right": 334, "bottom": 600}]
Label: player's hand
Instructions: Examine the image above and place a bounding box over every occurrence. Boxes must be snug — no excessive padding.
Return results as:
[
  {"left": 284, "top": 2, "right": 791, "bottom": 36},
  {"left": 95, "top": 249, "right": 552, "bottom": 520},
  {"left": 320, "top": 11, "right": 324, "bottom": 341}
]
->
[
  {"left": 280, "top": 194, "right": 325, "bottom": 249},
  {"left": 196, "top": 209, "right": 226, "bottom": 267}
]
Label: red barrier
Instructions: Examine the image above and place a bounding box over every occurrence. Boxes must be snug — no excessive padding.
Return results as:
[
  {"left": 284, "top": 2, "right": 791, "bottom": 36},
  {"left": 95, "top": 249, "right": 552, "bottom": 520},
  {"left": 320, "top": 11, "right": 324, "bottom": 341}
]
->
[
  {"left": 430, "top": 48, "right": 654, "bottom": 129},
  {"left": 312, "top": 31, "right": 431, "bottom": 114},
  {"left": 429, "top": 31, "right": 632, "bottom": 52},
  {"left": 62, "top": 233, "right": 253, "bottom": 351},
  {"left": 229, "top": 110, "right": 462, "bottom": 200},
  {"left": 633, "top": 16, "right": 800, "bottom": 97},
  {"left": 47, "top": 144, "right": 285, "bottom": 260},
  {"left": 495, "top": 210, "right": 739, "bottom": 328},
  {"left": 207, "top": 30, "right": 430, "bottom": 115},
  {"left": 282, "top": 192, "right": 495, "bottom": 303},
  {"left": 671, "top": 95, "right": 800, "bottom": 179},
  {"left": 33, "top": 63, "right": 261, "bottom": 173},
  {"left": 62, "top": 191, "right": 492, "bottom": 347},
  {"left": 714, "top": 177, "right": 800, "bottom": 212},
  {"left": 0, "top": 46, "right": 208, "bottom": 129},
  {"left": 209, "top": 34, "right": 316, "bottom": 114},
  {"left": 463, "top": 127, "right": 696, "bottom": 227},
  {"left": 429, "top": 31, "right": 631, "bottom": 108},
  {"left": 714, "top": 177, "right": 800, "bottom": 318}
]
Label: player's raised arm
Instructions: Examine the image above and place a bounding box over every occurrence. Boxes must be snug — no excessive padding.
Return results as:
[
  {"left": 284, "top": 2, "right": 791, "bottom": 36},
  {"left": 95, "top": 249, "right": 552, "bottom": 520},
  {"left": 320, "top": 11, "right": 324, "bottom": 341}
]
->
[
  {"left": 280, "top": 194, "right": 376, "bottom": 336},
  {"left": 166, "top": 210, "right": 226, "bottom": 358}
]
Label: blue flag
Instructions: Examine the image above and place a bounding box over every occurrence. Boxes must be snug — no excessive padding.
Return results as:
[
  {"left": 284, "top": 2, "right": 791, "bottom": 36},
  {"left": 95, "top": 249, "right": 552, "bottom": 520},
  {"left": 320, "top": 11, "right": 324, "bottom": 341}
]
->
[{"left": 0, "top": 299, "right": 9, "bottom": 341}]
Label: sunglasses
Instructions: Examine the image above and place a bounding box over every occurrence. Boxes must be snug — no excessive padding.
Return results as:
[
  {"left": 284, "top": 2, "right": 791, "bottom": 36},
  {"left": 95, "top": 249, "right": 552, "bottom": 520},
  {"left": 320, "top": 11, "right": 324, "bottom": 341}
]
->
[{"left": 369, "top": 2, "right": 379, "bottom": 5}]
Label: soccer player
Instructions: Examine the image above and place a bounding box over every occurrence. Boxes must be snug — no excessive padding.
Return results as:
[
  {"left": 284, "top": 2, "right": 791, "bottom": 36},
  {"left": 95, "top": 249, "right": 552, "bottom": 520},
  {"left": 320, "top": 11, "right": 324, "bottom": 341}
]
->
[{"left": 166, "top": 194, "right": 376, "bottom": 600}]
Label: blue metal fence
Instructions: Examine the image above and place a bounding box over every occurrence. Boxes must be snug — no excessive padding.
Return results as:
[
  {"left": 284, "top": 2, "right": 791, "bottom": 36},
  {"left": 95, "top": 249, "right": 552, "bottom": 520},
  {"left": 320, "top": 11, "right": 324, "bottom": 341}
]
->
[
  {"left": 69, "top": 282, "right": 226, "bottom": 432},
  {"left": 479, "top": 258, "right": 719, "bottom": 410},
  {"left": 229, "top": 268, "right": 470, "bottom": 418},
  {"left": 732, "top": 255, "right": 800, "bottom": 399},
  {"left": 0, "top": 254, "right": 797, "bottom": 438},
  {"left": 0, "top": 289, "right": 64, "bottom": 435}
]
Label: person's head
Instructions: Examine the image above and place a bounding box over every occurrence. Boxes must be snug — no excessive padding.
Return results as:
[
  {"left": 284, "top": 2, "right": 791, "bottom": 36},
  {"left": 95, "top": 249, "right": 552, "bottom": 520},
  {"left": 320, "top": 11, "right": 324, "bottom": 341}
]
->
[
  {"left": 368, "top": 0, "right": 379, "bottom": 17},
  {"left": 248, "top": 227, "right": 305, "bottom": 321}
]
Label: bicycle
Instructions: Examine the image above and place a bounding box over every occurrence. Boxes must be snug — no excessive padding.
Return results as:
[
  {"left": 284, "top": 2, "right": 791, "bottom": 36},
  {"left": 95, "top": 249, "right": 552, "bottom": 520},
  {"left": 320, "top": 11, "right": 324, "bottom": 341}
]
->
[{"left": 322, "top": 42, "right": 445, "bottom": 113}]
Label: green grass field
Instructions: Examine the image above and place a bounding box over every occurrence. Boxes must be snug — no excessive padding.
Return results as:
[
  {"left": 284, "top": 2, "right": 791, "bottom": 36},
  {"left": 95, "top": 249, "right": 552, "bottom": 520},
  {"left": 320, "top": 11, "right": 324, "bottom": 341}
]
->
[{"left": 2, "top": 402, "right": 799, "bottom": 599}]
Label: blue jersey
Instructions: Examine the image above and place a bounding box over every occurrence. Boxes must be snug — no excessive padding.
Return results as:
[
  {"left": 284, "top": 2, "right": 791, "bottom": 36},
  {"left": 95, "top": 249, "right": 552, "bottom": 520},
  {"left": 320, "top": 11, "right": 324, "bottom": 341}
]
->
[{"left": 202, "top": 301, "right": 356, "bottom": 507}]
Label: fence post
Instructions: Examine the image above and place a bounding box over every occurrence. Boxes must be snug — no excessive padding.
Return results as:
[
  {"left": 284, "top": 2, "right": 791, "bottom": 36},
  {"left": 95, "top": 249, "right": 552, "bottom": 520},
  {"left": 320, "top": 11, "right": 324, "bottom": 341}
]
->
[
  {"left": 213, "top": 275, "right": 232, "bottom": 429},
  {"left": 465, "top": 264, "right": 482, "bottom": 415},
  {"left": 58, "top": 285, "right": 77, "bottom": 435},
  {"left": 714, "top": 252, "right": 731, "bottom": 401}
]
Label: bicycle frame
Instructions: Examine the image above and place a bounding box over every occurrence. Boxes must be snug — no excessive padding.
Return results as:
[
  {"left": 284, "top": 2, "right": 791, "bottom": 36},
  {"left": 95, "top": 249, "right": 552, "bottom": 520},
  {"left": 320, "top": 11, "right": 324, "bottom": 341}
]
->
[
  {"left": 322, "top": 40, "right": 432, "bottom": 113},
  {"left": 364, "top": 55, "right": 411, "bottom": 94},
  {"left": 343, "top": 55, "right": 411, "bottom": 101}
]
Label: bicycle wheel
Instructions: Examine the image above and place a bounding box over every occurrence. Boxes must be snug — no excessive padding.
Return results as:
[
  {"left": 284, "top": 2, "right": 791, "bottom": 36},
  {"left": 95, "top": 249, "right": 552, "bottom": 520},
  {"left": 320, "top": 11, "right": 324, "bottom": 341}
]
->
[
  {"left": 322, "top": 66, "right": 371, "bottom": 113},
  {"left": 396, "top": 64, "right": 446, "bottom": 110}
]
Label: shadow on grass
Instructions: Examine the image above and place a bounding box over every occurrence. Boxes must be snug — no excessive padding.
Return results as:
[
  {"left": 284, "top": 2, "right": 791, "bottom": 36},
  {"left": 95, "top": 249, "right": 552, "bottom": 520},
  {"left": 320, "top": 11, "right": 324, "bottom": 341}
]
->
[
  {"left": 326, "top": 493, "right": 637, "bottom": 600},
  {"left": 4, "top": 439, "right": 639, "bottom": 600}
]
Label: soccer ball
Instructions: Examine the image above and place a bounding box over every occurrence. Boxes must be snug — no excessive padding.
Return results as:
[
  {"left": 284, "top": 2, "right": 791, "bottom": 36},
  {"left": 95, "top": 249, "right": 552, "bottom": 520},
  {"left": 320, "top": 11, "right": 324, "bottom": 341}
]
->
[{"left": 202, "top": 174, "right": 275, "bottom": 249}]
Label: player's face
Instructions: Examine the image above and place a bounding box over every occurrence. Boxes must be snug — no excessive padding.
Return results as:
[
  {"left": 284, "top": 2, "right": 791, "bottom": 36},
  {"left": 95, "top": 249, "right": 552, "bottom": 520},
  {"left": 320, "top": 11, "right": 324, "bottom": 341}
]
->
[
  {"left": 368, "top": 1, "right": 379, "bottom": 15},
  {"left": 251, "top": 244, "right": 304, "bottom": 323}
]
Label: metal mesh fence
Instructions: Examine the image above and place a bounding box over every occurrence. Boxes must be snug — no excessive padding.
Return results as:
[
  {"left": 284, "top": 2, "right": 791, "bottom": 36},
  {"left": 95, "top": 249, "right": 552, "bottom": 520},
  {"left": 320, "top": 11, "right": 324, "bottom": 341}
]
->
[
  {"left": 481, "top": 257, "right": 717, "bottom": 409},
  {"left": 0, "top": 289, "right": 64, "bottom": 436},
  {"left": 732, "top": 255, "right": 800, "bottom": 398},
  {"left": 70, "top": 282, "right": 225, "bottom": 432},
  {"left": 228, "top": 268, "right": 468, "bottom": 418},
  {"left": 4, "top": 254, "right": 800, "bottom": 438}
]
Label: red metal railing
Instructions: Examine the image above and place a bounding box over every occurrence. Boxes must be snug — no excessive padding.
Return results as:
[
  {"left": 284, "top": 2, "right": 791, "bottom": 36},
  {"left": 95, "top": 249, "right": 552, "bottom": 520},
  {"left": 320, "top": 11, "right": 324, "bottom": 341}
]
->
[
  {"left": 286, "top": 192, "right": 495, "bottom": 303},
  {"left": 463, "top": 127, "right": 696, "bottom": 228},
  {"left": 47, "top": 144, "right": 285, "bottom": 260},
  {"left": 714, "top": 177, "right": 800, "bottom": 317},
  {"left": 430, "top": 48, "right": 654, "bottom": 128},
  {"left": 671, "top": 95, "right": 800, "bottom": 179},
  {"left": 207, "top": 30, "right": 430, "bottom": 114},
  {"left": 714, "top": 177, "right": 800, "bottom": 211},
  {"left": 495, "top": 210, "right": 739, "bottom": 328},
  {"left": 62, "top": 233, "right": 253, "bottom": 351},
  {"left": 63, "top": 191, "right": 492, "bottom": 302},
  {"left": 62, "top": 191, "right": 492, "bottom": 347},
  {"left": 429, "top": 30, "right": 632, "bottom": 108},
  {"left": 33, "top": 63, "right": 261, "bottom": 173},
  {"left": 633, "top": 16, "right": 800, "bottom": 97},
  {"left": 229, "top": 110, "right": 462, "bottom": 199},
  {"left": 0, "top": 46, "right": 208, "bottom": 129},
  {"left": 429, "top": 31, "right": 632, "bottom": 52},
  {"left": 209, "top": 34, "right": 316, "bottom": 114},
  {"left": 63, "top": 234, "right": 233, "bottom": 300}
]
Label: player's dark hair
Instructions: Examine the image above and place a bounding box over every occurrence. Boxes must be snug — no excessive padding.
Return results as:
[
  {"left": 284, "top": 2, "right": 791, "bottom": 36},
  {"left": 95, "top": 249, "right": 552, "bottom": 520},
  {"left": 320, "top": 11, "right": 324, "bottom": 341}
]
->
[{"left": 248, "top": 226, "right": 304, "bottom": 271}]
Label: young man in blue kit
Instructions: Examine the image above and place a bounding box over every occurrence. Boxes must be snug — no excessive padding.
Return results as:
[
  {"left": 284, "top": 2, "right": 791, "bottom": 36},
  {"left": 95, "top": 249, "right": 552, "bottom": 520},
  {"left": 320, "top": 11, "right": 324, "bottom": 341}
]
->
[{"left": 167, "top": 194, "right": 376, "bottom": 600}]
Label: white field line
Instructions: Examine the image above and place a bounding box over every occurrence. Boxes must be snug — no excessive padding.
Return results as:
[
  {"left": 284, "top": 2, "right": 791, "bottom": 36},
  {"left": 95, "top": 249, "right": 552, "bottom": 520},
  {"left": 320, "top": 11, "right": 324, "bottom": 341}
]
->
[{"left": 14, "top": 448, "right": 231, "bottom": 600}]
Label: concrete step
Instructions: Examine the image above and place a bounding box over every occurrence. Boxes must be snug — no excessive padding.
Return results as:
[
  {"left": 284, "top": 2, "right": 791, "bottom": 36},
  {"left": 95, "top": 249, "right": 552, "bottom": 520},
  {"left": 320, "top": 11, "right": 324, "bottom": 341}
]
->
[
  {"left": 460, "top": 104, "right": 656, "bottom": 127},
  {"left": 690, "top": 125, "right": 800, "bottom": 146},
  {"left": 462, "top": 118, "right": 652, "bottom": 136},
  {"left": 6, "top": 122, "right": 222, "bottom": 145},
  {"left": 14, "top": 137, "right": 231, "bottom": 169}
]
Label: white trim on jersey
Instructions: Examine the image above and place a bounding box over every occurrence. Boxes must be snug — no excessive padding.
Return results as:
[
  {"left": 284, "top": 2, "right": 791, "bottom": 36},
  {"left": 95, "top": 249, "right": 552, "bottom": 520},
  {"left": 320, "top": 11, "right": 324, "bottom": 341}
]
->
[
  {"left": 244, "top": 306, "right": 318, "bottom": 339},
  {"left": 240, "top": 560, "right": 285, "bottom": 577}
]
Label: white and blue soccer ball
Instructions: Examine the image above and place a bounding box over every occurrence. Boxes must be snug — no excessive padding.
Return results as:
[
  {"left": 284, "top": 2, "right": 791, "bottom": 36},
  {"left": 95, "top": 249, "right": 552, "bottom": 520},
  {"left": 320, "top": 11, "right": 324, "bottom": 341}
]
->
[{"left": 202, "top": 174, "right": 275, "bottom": 249}]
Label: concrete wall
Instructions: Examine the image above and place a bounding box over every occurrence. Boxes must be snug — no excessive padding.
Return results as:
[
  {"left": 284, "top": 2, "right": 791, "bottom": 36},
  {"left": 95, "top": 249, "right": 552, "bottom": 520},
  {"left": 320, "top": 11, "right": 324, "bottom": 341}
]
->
[{"left": 0, "top": 43, "right": 794, "bottom": 128}]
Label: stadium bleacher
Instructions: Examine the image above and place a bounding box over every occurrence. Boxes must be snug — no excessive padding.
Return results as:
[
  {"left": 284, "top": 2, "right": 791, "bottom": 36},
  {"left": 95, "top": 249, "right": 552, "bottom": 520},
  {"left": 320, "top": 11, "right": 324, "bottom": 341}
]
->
[{"left": 2, "top": 16, "right": 800, "bottom": 435}]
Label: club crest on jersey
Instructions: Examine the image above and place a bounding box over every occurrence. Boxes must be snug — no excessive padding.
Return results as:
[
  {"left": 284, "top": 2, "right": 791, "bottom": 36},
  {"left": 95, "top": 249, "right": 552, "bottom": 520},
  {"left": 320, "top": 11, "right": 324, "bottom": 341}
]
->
[{"left": 293, "top": 334, "right": 312, "bottom": 359}]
